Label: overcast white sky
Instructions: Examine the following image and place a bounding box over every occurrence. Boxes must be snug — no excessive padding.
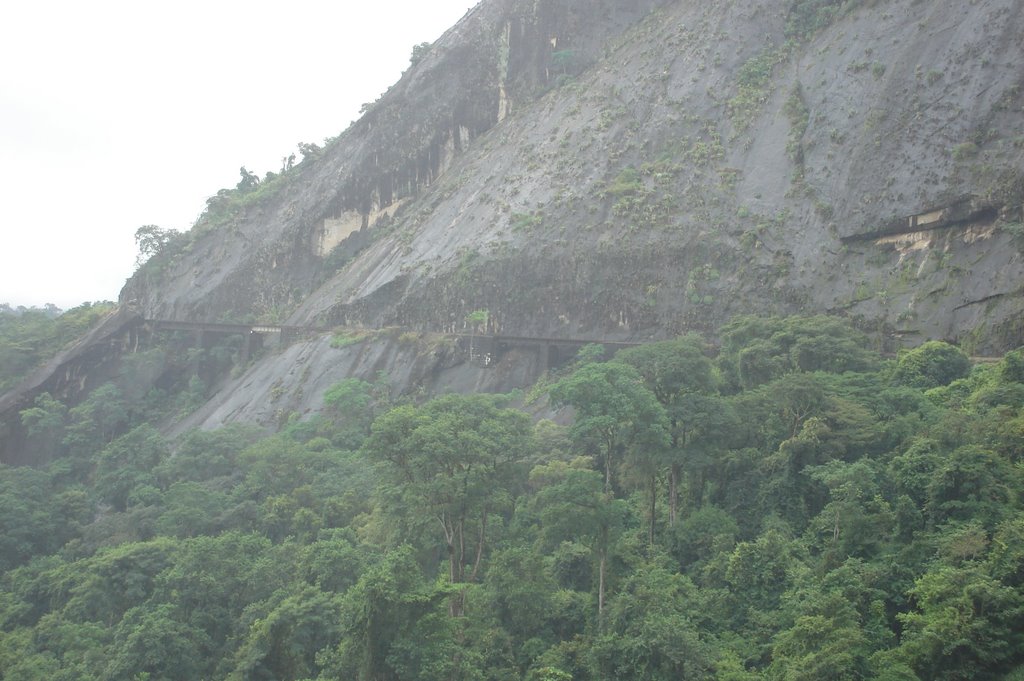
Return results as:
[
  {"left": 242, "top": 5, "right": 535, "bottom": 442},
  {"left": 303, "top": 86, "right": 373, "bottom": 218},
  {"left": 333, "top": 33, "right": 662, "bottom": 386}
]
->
[{"left": 0, "top": 0, "right": 477, "bottom": 309}]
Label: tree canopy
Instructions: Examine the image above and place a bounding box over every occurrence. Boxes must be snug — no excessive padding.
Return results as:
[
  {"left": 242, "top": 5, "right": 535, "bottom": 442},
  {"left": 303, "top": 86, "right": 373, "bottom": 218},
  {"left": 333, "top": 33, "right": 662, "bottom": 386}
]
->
[{"left": 2, "top": 315, "right": 1024, "bottom": 680}]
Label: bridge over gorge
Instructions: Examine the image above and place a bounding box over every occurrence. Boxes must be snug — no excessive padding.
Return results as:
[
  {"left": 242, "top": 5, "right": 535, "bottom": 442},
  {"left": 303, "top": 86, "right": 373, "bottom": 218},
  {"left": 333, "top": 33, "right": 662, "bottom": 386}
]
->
[{"left": 143, "top": 319, "right": 642, "bottom": 369}]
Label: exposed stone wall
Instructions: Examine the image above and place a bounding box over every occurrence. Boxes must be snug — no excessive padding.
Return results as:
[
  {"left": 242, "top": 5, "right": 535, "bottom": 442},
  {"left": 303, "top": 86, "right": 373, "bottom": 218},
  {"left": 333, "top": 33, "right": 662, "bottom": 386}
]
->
[{"left": 121, "top": 0, "right": 1024, "bottom": 354}]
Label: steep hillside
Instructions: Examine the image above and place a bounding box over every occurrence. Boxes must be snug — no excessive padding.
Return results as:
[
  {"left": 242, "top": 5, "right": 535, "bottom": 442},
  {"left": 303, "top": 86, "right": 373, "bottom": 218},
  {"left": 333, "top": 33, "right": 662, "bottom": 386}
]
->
[
  {"left": 123, "top": 0, "right": 1024, "bottom": 356},
  {"left": 4, "top": 0, "right": 1022, "bottom": 454}
]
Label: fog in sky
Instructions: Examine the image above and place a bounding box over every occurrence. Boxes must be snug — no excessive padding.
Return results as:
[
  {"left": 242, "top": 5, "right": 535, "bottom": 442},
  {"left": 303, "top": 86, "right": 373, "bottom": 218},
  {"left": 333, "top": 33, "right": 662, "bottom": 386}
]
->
[{"left": 0, "top": 0, "right": 477, "bottom": 309}]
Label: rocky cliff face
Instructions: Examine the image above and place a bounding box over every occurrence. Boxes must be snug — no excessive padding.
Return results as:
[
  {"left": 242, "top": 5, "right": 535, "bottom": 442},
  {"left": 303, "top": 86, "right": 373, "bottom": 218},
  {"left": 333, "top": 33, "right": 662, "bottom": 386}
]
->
[
  {"left": 113, "top": 0, "right": 1023, "bottom": 429},
  {"left": 120, "top": 0, "right": 668, "bottom": 323},
  {"left": 123, "top": 0, "right": 1024, "bottom": 354}
]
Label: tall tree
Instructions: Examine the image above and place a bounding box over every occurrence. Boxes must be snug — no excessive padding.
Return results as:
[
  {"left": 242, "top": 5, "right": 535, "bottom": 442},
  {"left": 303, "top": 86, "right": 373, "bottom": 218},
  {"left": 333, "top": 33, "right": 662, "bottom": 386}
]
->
[
  {"left": 362, "top": 394, "right": 534, "bottom": 615},
  {"left": 617, "top": 337, "right": 723, "bottom": 524},
  {"left": 590, "top": 562, "right": 713, "bottom": 680},
  {"left": 533, "top": 468, "right": 629, "bottom": 621},
  {"left": 550, "top": 361, "right": 669, "bottom": 495},
  {"left": 551, "top": 360, "right": 669, "bottom": 551},
  {"left": 329, "top": 545, "right": 450, "bottom": 681}
]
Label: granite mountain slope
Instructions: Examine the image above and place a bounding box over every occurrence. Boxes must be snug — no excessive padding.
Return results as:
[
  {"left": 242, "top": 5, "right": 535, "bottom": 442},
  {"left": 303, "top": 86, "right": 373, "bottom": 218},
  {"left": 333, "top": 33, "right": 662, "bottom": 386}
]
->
[{"left": 122, "top": 0, "right": 1024, "bottom": 356}]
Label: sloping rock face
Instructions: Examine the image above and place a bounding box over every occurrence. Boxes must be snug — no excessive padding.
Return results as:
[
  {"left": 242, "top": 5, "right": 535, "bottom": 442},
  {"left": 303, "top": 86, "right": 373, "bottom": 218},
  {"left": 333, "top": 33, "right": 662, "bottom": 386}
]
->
[
  {"left": 123, "top": 0, "right": 1024, "bottom": 356},
  {"left": 166, "top": 332, "right": 551, "bottom": 437},
  {"left": 120, "top": 0, "right": 668, "bottom": 323}
]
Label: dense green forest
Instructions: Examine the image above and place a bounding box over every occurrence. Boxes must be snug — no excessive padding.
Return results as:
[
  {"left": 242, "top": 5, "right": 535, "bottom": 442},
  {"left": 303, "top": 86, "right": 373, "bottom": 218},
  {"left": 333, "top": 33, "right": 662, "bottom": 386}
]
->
[
  {"left": 2, "top": 314, "right": 1023, "bottom": 680},
  {"left": 0, "top": 303, "right": 115, "bottom": 394}
]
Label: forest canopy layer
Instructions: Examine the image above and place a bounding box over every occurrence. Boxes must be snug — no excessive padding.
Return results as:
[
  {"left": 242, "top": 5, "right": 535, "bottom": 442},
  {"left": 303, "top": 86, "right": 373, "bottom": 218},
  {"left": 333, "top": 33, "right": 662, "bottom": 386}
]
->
[{"left": 2, "top": 314, "right": 1023, "bottom": 680}]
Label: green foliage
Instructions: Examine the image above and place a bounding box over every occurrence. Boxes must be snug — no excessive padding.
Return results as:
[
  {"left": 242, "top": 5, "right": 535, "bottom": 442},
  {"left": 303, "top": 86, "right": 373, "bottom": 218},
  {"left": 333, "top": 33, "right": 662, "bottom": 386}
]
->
[
  {"left": 603, "top": 167, "right": 644, "bottom": 198},
  {"left": 63, "top": 382, "right": 129, "bottom": 456},
  {"left": 154, "top": 423, "right": 264, "bottom": 485},
  {"left": 330, "top": 330, "right": 368, "bottom": 348},
  {"left": 363, "top": 393, "right": 534, "bottom": 596},
  {"left": 3, "top": 315, "right": 1024, "bottom": 681},
  {"left": 326, "top": 545, "right": 447, "bottom": 681},
  {"left": 0, "top": 464, "right": 83, "bottom": 571},
  {"left": 768, "top": 591, "right": 872, "bottom": 681},
  {"left": 20, "top": 392, "right": 68, "bottom": 462},
  {"left": 615, "top": 335, "right": 715, "bottom": 403},
  {"left": 105, "top": 603, "right": 209, "bottom": 681},
  {"left": 784, "top": 83, "right": 810, "bottom": 173},
  {"left": 227, "top": 586, "right": 342, "bottom": 681},
  {"left": 785, "top": 0, "right": 861, "bottom": 40},
  {"left": 321, "top": 377, "right": 378, "bottom": 449},
  {"left": 0, "top": 302, "right": 114, "bottom": 393},
  {"left": 93, "top": 425, "right": 169, "bottom": 511},
  {"left": 590, "top": 563, "right": 714, "bottom": 680},
  {"left": 236, "top": 166, "right": 260, "bottom": 192},
  {"left": 465, "top": 308, "right": 489, "bottom": 330},
  {"left": 925, "top": 445, "right": 1019, "bottom": 528},
  {"left": 729, "top": 47, "right": 789, "bottom": 135},
  {"left": 893, "top": 340, "right": 972, "bottom": 389},
  {"left": 898, "top": 564, "right": 1024, "bottom": 680},
  {"left": 195, "top": 167, "right": 292, "bottom": 232},
  {"left": 718, "top": 315, "right": 877, "bottom": 390},
  {"left": 297, "top": 141, "right": 322, "bottom": 163},
  {"left": 549, "top": 361, "right": 669, "bottom": 492},
  {"left": 511, "top": 211, "right": 543, "bottom": 231},
  {"left": 133, "top": 225, "right": 182, "bottom": 268},
  {"left": 670, "top": 505, "right": 739, "bottom": 571},
  {"left": 409, "top": 41, "right": 432, "bottom": 67}
]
